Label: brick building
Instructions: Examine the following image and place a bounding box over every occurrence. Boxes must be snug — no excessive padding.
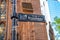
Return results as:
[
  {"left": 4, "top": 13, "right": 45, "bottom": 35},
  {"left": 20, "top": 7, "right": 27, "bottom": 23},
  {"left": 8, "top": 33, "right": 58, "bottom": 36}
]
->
[
  {"left": 40, "top": 0, "right": 52, "bottom": 40},
  {"left": 49, "top": 22, "right": 55, "bottom": 40},
  {"left": 0, "top": 0, "right": 48, "bottom": 40}
]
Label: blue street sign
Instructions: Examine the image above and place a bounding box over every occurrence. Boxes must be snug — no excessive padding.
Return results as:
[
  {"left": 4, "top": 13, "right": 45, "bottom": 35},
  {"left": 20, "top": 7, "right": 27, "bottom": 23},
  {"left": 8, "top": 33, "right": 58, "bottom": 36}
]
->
[{"left": 18, "top": 13, "right": 46, "bottom": 22}]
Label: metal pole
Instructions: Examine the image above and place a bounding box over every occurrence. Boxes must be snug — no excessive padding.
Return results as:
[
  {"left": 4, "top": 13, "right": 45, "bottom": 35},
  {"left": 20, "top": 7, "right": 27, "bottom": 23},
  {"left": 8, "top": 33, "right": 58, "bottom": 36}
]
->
[{"left": 11, "top": 0, "right": 18, "bottom": 40}]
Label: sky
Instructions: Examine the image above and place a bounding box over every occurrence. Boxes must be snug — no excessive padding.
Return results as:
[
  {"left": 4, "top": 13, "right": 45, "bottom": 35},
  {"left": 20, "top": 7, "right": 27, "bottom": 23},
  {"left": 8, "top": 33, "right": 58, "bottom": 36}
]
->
[
  {"left": 48, "top": 0, "right": 60, "bottom": 39},
  {"left": 48, "top": 0, "right": 60, "bottom": 21}
]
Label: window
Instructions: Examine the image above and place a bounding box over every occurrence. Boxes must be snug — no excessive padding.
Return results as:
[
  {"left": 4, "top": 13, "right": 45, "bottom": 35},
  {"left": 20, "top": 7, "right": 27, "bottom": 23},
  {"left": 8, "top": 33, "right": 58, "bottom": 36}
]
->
[
  {"left": 22, "top": 2, "right": 33, "bottom": 13},
  {"left": 0, "top": 0, "right": 6, "bottom": 20},
  {"left": 22, "top": 0, "right": 31, "bottom": 2},
  {"left": 22, "top": 0, "right": 27, "bottom": 2},
  {"left": 0, "top": 23, "right": 5, "bottom": 40},
  {"left": 0, "top": 0, "right": 6, "bottom": 40},
  {"left": 1, "top": 14, "right": 6, "bottom": 20},
  {"left": 22, "top": 3, "right": 33, "bottom": 9}
]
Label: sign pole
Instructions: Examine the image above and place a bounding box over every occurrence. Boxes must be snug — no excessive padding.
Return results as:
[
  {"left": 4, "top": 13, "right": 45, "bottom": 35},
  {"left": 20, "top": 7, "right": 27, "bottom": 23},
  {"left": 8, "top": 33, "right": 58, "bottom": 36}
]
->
[{"left": 11, "top": 0, "right": 18, "bottom": 40}]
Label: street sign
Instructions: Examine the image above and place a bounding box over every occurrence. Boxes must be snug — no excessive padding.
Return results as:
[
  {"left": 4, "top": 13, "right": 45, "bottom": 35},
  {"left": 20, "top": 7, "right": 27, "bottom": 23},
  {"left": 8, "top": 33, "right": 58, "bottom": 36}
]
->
[
  {"left": 28, "top": 14, "right": 45, "bottom": 22},
  {"left": 18, "top": 13, "right": 46, "bottom": 22}
]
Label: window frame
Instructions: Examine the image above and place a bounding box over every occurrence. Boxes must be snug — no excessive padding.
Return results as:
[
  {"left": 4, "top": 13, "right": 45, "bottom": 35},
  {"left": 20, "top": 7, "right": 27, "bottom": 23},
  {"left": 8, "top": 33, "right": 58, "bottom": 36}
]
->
[{"left": 22, "top": 2, "right": 33, "bottom": 13}]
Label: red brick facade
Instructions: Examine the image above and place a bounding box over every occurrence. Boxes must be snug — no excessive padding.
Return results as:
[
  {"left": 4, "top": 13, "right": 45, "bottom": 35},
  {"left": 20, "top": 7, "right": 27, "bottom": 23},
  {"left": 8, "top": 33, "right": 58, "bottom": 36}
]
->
[{"left": 0, "top": 0, "right": 48, "bottom": 40}]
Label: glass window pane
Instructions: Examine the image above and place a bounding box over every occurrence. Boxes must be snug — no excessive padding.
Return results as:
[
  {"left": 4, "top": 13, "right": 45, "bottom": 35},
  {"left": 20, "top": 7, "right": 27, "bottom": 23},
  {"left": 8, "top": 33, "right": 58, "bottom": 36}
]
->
[
  {"left": 0, "top": 0, "right": 6, "bottom": 20},
  {"left": 0, "top": 23, "right": 5, "bottom": 40},
  {"left": 0, "top": 0, "right": 6, "bottom": 40},
  {"left": 22, "top": 2, "right": 33, "bottom": 13},
  {"left": 22, "top": 2, "right": 33, "bottom": 9}
]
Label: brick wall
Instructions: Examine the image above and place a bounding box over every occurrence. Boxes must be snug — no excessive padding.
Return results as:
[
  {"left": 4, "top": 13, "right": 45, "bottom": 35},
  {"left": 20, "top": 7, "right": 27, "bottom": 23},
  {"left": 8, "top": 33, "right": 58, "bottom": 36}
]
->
[{"left": 5, "top": 0, "right": 48, "bottom": 40}]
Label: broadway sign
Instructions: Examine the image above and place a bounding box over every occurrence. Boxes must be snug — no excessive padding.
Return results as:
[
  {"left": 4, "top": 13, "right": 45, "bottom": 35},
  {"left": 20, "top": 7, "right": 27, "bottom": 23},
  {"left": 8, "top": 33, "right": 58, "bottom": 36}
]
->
[{"left": 18, "top": 13, "right": 46, "bottom": 22}]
